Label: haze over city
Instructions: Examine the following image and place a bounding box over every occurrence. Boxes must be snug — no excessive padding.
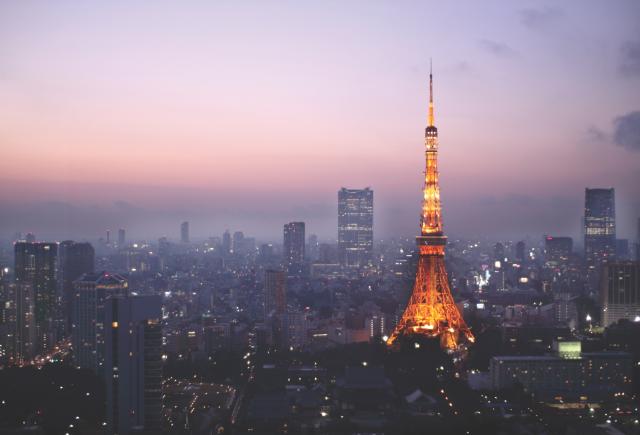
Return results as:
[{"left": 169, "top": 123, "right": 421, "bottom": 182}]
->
[{"left": 2, "top": 0, "right": 639, "bottom": 241}]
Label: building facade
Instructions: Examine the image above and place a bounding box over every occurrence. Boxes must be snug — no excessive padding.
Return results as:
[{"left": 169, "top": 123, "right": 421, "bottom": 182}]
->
[
  {"left": 14, "top": 241, "right": 58, "bottom": 353},
  {"left": 72, "top": 271, "right": 128, "bottom": 372},
  {"left": 338, "top": 188, "right": 373, "bottom": 268},
  {"left": 180, "top": 221, "right": 190, "bottom": 243},
  {"left": 601, "top": 261, "right": 640, "bottom": 327},
  {"left": 59, "top": 241, "right": 95, "bottom": 335},
  {"left": 490, "top": 341, "right": 632, "bottom": 401},
  {"left": 584, "top": 188, "right": 616, "bottom": 269},
  {"left": 283, "top": 222, "right": 305, "bottom": 274},
  {"left": 104, "top": 294, "right": 162, "bottom": 434}
]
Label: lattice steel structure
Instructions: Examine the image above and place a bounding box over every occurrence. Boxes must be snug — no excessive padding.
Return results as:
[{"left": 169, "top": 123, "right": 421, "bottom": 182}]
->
[{"left": 387, "top": 68, "right": 474, "bottom": 350}]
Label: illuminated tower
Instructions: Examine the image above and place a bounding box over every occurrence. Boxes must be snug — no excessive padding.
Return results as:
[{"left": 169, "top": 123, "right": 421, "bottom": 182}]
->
[{"left": 387, "top": 68, "right": 474, "bottom": 350}]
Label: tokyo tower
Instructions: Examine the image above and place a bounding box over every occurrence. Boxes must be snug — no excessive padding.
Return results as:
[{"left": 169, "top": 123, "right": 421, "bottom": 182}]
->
[{"left": 387, "top": 67, "right": 475, "bottom": 350}]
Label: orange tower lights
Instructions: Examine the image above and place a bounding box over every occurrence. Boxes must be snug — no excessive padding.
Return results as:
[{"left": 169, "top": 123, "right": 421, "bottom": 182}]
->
[{"left": 387, "top": 67, "right": 475, "bottom": 350}]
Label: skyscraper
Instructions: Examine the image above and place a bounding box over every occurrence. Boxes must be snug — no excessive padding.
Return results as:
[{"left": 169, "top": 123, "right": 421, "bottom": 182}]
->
[
  {"left": 11, "top": 282, "right": 36, "bottom": 365},
  {"left": 338, "top": 188, "right": 373, "bottom": 268},
  {"left": 180, "top": 221, "right": 190, "bottom": 243},
  {"left": 232, "top": 231, "right": 245, "bottom": 253},
  {"left": 600, "top": 262, "right": 639, "bottom": 327},
  {"left": 264, "top": 269, "right": 286, "bottom": 318},
  {"left": 104, "top": 294, "right": 162, "bottom": 434},
  {"left": 222, "top": 230, "right": 232, "bottom": 255},
  {"left": 264, "top": 269, "right": 286, "bottom": 349},
  {"left": 14, "top": 242, "right": 58, "bottom": 353},
  {"left": 635, "top": 217, "right": 640, "bottom": 261},
  {"left": 515, "top": 241, "right": 526, "bottom": 264},
  {"left": 584, "top": 188, "right": 616, "bottom": 269},
  {"left": 118, "top": 228, "right": 126, "bottom": 247},
  {"left": 283, "top": 222, "right": 305, "bottom": 273},
  {"left": 544, "top": 236, "right": 573, "bottom": 269},
  {"left": 72, "top": 272, "right": 128, "bottom": 372},
  {"left": 307, "top": 234, "right": 319, "bottom": 262},
  {"left": 59, "top": 241, "right": 95, "bottom": 335}
]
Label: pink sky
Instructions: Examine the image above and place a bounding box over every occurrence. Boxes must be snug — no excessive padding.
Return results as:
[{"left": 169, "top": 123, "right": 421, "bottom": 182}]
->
[{"left": 1, "top": 1, "right": 639, "bottom": 241}]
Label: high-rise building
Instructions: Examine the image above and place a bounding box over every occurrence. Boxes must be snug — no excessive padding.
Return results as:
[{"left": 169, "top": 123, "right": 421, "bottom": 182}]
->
[
  {"left": 232, "top": 231, "right": 244, "bottom": 253},
  {"left": 283, "top": 222, "right": 305, "bottom": 273},
  {"left": 616, "top": 239, "right": 630, "bottom": 259},
  {"left": 338, "top": 188, "right": 373, "bottom": 268},
  {"left": 600, "top": 262, "right": 640, "bottom": 327},
  {"left": 264, "top": 269, "right": 286, "bottom": 318},
  {"left": 72, "top": 272, "right": 128, "bottom": 372},
  {"left": 104, "top": 294, "right": 162, "bottom": 435},
  {"left": 584, "top": 188, "right": 616, "bottom": 269},
  {"left": 118, "top": 229, "right": 126, "bottom": 247},
  {"left": 10, "top": 283, "right": 36, "bottom": 365},
  {"left": 636, "top": 218, "right": 640, "bottom": 261},
  {"left": 59, "top": 241, "right": 95, "bottom": 335},
  {"left": 222, "top": 230, "right": 232, "bottom": 254},
  {"left": 514, "top": 241, "right": 526, "bottom": 264},
  {"left": 180, "top": 221, "right": 190, "bottom": 243},
  {"left": 307, "top": 234, "right": 319, "bottom": 262},
  {"left": 544, "top": 236, "right": 573, "bottom": 269},
  {"left": 14, "top": 242, "right": 58, "bottom": 353}
]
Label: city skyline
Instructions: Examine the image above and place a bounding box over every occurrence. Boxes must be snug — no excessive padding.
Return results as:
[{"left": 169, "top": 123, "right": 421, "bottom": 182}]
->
[{"left": 1, "top": 1, "right": 640, "bottom": 241}]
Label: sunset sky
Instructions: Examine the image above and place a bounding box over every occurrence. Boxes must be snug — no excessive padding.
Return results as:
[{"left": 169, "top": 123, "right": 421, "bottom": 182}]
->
[{"left": 1, "top": 1, "right": 639, "bottom": 242}]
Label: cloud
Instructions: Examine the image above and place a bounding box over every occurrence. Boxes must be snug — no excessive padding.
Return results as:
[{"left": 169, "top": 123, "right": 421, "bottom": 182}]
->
[
  {"left": 519, "top": 7, "right": 563, "bottom": 30},
  {"left": 478, "top": 40, "right": 518, "bottom": 58},
  {"left": 619, "top": 40, "right": 640, "bottom": 77},
  {"left": 613, "top": 111, "right": 640, "bottom": 152},
  {"left": 586, "top": 126, "right": 607, "bottom": 143}
]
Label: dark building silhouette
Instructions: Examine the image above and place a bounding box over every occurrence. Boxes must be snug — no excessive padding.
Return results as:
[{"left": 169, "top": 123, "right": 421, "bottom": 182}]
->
[
  {"left": 180, "top": 221, "right": 189, "bottom": 243},
  {"left": 584, "top": 188, "right": 616, "bottom": 268},
  {"left": 264, "top": 269, "right": 287, "bottom": 349},
  {"left": 338, "top": 188, "right": 373, "bottom": 268},
  {"left": 515, "top": 241, "right": 526, "bottom": 264},
  {"left": 601, "top": 262, "right": 640, "bottom": 326},
  {"left": 59, "top": 241, "right": 95, "bottom": 335},
  {"left": 104, "top": 294, "right": 162, "bottom": 434},
  {"left": 544, "top": 236, "right": 573, "bottom": 269},
  {"left": 264, "top": 269, "right": 286, "bottom": 318},
  {"left": 8, "top": 282, "right": 36, "bottom": 364},
  {"left": 222, "top": 230, "right": 232, "bottom": 254},
  {"left": 14, "top": 241, "right": 58, "bottom": 353},
  {"left": 283, "top": 222, "right": 305, "bottom": 274},
  {"left": 118, "top": 228, "right": 126, "bottom": 246},
  {"left": 72, "top": 271, "right": 127, "bottom": 372}
]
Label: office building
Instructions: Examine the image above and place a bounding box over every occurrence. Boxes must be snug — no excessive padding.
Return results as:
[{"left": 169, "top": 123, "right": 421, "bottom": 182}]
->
[
  {"left": 514, "top": 240, "right": 525, "bottom": 264},
  {"left": 601, "top": 261, "right": 640, "bottom": 327},
  {"left": 118, "top": 229, "right": 126, "bottom": 246},
  {"left": 14, "top": 241, "right": 58, "bottom": 353},
  {"left": 490, "top": 341, "right": 632, "bottom": 401},
  {"left": 544, "top": 236, "right": 573, "bottom": 269},
  {"left": 222, "top": 230, "right": 232, "bottom": 254},
  {"left": 232, "top": 231, "right": 244, "bottom": 250},
  {"left": 636, "top": 217, "right": 640, "bottom": 261},
  {"left": 59, "top": 241, "right": 95, "bottom": 335},
  {"left": 307, "top": 234, "right": 319, "bottom": 262},
  {"left": 584, "top": 188, "right": 616, "bottom": 268},
  {"left": 8, "top": 283, "right": 36, "bottom": 365},
  {"left": 338, "top": 188, "right": 373, "bottom": 268},
  {"left": 180, "top": 221, "right": 189, "bottom": 243},
  {"left": 283, "top": 222, "right": 305, "bottom": 273},
  {"left": 72, "top": 271, "right": 128, "bottom": 372},
  {"left": 264, "top": 269, "right": 286, "bottom": 318},
  {"left": 104, "top": 294, "right": 162, "bottom": 434}
]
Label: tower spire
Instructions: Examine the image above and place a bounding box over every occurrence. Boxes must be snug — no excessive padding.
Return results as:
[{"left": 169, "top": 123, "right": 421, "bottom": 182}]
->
[
  {"left": 387, "top": 65, "right": 475, "bottom": 350},
  {"left": 428, "top": 59, "right": 434, "bottom": 127}
]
